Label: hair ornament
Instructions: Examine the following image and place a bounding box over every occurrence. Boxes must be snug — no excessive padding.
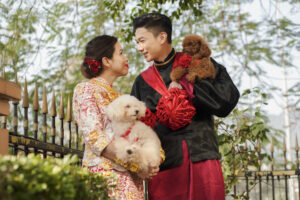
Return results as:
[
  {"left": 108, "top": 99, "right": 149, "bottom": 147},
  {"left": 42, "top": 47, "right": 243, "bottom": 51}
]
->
[{"left": 84, "top": 58, "right": 101, "bottom": 74}]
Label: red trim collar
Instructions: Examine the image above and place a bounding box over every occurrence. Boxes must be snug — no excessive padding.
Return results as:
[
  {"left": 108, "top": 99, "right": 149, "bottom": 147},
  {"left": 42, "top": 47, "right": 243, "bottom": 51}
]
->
[
  {"left": 120, "top": 123, "right": 140, "bottom": 142},
  {"left": 121, "top": 123, "right": 135, "bottom": 139}
]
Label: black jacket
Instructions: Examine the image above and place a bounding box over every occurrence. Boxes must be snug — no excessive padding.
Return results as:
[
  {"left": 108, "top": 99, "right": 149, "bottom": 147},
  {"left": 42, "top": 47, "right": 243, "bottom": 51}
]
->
[{"left": 131, "top": 50, "right": 240, "bottom": 171}]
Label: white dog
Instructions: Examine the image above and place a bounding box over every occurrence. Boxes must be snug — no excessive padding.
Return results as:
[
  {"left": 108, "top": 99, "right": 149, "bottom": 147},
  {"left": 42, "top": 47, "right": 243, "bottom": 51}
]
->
[{"left": 106, "top": 95, "right": 162, "bottom": 176}]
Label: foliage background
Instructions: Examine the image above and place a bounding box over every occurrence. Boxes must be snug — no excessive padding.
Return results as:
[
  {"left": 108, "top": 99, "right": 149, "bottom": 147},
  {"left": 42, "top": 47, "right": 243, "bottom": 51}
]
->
[{"left": 0, "top": 154, "right": 111, "bottom": 200}]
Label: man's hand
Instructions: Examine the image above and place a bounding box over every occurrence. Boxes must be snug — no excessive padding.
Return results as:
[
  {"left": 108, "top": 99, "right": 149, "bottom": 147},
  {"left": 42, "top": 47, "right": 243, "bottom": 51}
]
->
[{"left": 168, "top": 81, "right": 183, "bottom": 90}]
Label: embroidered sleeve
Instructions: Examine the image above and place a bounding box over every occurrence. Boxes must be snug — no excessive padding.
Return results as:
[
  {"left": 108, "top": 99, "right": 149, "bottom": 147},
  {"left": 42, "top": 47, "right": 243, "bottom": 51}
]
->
[{"left": 73, "top": 82, "right": 111, "bottom": 156}]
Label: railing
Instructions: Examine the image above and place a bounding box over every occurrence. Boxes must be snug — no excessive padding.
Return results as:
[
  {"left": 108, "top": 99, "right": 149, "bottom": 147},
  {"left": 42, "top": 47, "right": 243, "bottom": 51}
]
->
[
  {"left": 0, "top": 70, "right": 83, "bottom": 160},
  {"left": 232, "top": 138, "right": 299, "bottom": 200}
]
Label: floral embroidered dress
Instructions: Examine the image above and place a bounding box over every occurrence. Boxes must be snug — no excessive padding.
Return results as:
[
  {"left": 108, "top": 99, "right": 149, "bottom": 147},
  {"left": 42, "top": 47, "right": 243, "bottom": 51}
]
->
[{"left": 73, "top": 77, "right": 144, "bottom": 200}]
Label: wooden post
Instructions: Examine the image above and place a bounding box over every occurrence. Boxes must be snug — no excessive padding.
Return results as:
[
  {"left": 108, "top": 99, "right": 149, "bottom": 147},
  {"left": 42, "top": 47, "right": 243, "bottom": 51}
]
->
[
  {"left": 42, "top": 84, "right": 48, "bottom": 158},
  {"left": 12, "top": 73, "right": 20, "bottom": 155},
  {"left": 257, "top": 139, "right": 262, "bottom": 200},
  {"left": 0, "top": 68, "right": 21, "bottom": 155},
  {"left": 66, "top": 95, "right": 72, "bottom": 149},
  {"left": 23, "top": 78, "right": 29, "bottom": 155},
  {"left": 59, "top": 92, "right": 65, "bottom": 158},
  {"left": 50, "top": 88, "right": 57, "bottom": 157},
  {"left": 33, "top": 83, "right": 39, "bottom": 155},
  {"left": 270, "top": 137, "right": 275, "bottom": 200}
]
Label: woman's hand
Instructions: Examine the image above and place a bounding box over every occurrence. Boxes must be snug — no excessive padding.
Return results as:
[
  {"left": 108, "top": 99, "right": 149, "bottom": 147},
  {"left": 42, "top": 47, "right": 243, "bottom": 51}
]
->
[
  {"left": 137, "top": 165, "right": 160, "bottom": 179},
  {"left": 101, "top": 142, "right": 116, "bottom": 160},
  {"left": 103, "top": 142, "right": 160, "bottom": 179},
  {"left": 148, "top": 165, "right": 159, "bottom": 178}
]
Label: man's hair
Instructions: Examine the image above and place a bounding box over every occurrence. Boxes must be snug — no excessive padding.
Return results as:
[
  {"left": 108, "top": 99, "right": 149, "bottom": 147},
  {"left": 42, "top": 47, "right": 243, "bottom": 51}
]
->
[{"left": 133, "top": 13, "right": 172, "bottom": 43}]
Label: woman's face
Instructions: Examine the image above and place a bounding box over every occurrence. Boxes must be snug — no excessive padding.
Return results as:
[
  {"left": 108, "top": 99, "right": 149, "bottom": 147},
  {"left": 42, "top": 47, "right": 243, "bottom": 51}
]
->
[{"left": 108, "top": 42, "right": 129, "bottom": 77}]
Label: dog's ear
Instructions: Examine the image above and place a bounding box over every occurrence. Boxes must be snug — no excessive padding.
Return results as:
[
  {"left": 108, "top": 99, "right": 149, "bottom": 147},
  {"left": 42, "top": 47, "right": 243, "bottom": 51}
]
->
[
  {"left": 106, "top": 97, "right": 124, "bottom": 121},
  {"left": 138, "top": 101, "right": 147, "bottom": 118},
  {"left": 199, "top": 37, "right": 211, "bottom": 57}
]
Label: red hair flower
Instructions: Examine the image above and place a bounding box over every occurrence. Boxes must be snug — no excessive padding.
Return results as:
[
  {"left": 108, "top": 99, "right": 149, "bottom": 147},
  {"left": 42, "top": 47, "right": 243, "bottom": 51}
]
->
[
  {"left": 84, "top": 58, "right": 101, "bottom": 74},
  {"left": 156, "top": 88, "right": 196, "bottom": 130},
  {"left": 139, "top": 108, "right": 157, "bottom": 129},
  {"left": 177, "top": 55, "right": 192, "bottom": 68}
]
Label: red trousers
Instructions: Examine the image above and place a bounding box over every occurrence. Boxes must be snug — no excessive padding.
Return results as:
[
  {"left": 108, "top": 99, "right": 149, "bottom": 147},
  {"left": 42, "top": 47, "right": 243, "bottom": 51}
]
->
[{"left": 148, "top": 140, "right": 225, "bottom": 200}]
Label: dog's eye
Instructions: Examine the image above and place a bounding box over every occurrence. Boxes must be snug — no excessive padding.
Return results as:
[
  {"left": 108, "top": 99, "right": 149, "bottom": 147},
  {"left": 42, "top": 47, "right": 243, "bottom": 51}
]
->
[{"left": 125, "top": 105, "right": 130, "bottom": 108}]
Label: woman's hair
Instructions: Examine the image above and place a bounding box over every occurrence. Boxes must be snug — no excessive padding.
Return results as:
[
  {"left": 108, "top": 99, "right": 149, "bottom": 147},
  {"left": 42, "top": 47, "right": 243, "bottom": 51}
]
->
[
  {"left": 133, "top": 13, "right": 172, "bottom": 43},
  {"left": 81, "top": 35, "right": 118, "bottom": 79}
]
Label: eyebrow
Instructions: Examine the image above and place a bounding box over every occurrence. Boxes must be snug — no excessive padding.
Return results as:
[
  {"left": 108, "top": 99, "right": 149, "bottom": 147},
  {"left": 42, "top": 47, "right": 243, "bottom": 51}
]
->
[{"left": 136, "top": 36, "right": 145, "bottom": 42}]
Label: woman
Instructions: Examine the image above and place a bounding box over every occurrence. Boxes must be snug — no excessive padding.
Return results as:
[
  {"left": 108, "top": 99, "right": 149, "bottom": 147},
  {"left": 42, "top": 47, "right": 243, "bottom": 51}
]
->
[{"left": 73, "top": 35, "right": 156, "bottom": 199}]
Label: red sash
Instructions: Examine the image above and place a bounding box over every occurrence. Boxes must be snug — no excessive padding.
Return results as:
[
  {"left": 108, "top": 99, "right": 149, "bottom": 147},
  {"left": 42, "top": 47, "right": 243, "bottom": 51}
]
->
[
  {"left": 141, "top": 63, "right": 168, "bottom": 96},
  {"left": 141, "top": 53, "right": 196, "bottom": 131},
  {"left": 141, "top": 53, "right": 194, "bottom": 98}
]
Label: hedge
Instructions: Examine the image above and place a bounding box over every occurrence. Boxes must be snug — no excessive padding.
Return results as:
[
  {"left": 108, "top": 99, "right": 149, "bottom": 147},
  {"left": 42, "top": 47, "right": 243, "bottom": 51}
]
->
[{"left": 0, "top": 154, "right": 112, "bottom": 200}]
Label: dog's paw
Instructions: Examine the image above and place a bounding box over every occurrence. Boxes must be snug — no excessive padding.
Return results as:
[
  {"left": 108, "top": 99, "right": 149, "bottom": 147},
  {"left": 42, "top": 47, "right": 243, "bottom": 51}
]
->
[{"left": 185, "top": 73, "right": 196, "bottom": 84}]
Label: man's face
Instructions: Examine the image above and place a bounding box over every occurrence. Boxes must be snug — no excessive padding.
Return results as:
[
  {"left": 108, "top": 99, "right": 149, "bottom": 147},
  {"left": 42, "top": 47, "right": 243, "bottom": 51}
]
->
[{"left": 135, "top": 27, "right": 163, "bottom": 62}]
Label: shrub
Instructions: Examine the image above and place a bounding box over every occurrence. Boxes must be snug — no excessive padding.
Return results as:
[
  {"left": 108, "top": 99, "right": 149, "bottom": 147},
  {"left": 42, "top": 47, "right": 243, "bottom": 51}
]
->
[{"left": 0, "top": 154, "right": 112, "bottom": 200}]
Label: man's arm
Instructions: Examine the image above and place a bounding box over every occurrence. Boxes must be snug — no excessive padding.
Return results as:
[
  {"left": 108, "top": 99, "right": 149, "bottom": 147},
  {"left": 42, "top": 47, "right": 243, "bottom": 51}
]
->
[{"left": 192, "top": 58, "right": 240, "bottom": 117}]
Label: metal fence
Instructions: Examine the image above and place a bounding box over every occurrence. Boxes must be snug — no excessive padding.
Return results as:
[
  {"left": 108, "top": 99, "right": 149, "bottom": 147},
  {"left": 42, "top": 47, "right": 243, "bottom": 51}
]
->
[
  {"left": 1, "top": 75, "right": 83, "bottom": 160},
  {"left": 231, "top": 138, "right": 299, "bottom": 200}
]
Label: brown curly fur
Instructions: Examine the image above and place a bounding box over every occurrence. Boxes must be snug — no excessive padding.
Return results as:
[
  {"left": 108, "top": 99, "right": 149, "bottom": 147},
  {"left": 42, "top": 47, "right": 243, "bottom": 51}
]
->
[{"left": 170, "top": 34, "right": 215, "bottom": 84}]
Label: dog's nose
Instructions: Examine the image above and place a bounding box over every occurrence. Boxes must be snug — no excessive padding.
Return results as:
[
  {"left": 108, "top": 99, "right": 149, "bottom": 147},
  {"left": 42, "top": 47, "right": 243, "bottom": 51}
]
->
[
  {"left": 127, "top": 149, "right": 132, "bottom": 154},
  {"left": 135, "top": 110, "right": 139, "bottom": 114}
]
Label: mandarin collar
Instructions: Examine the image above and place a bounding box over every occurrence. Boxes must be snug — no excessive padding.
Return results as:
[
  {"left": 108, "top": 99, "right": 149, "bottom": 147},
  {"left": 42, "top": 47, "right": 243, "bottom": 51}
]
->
[
  {"left": 92, "top": 76, "right": 113, "bottom": 87},
  {"left": 154, "top": 48, "right": 176, "bottom": 69}
]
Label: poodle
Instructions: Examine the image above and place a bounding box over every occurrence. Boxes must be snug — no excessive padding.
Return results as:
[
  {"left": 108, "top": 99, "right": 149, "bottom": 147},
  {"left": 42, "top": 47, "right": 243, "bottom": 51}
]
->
[
  {"left": 106, "top": 94, "right": 162, "bottom": 176},
  {"left": 170, "top": 34, "right": 215, "bottom": 88}
]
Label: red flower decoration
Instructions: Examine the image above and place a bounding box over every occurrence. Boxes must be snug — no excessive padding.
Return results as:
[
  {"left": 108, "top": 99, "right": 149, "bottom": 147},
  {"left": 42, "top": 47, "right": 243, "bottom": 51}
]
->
[
  {"left": 177, "top": 55, "right": 192, "bottom": 68},
  {"left": 139, "top": 108, "right": 157, "bottom": 129},
  {"left": 84, "top": 58, "right": 101, "bottom": 74},
  {"left": 156, "top": 88, "right": 196, "bottom": 130}
]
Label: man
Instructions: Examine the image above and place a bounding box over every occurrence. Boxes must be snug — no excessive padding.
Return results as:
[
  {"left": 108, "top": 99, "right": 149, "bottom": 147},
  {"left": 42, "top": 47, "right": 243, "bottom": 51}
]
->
[{"left": 131, "top": 13, "right": 240, "bottom": 200}]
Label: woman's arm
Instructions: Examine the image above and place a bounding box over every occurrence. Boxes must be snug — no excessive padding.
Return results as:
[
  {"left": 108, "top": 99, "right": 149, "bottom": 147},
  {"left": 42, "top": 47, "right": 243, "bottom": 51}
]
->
[{"left": 73, "top": 83, "right": 113, "bottom": 157}]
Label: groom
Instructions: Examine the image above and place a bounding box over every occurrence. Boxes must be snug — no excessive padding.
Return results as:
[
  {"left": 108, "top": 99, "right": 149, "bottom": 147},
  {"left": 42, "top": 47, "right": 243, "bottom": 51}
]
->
[{"left": 131, "top": 13, "right": 239, "bottom": 200}]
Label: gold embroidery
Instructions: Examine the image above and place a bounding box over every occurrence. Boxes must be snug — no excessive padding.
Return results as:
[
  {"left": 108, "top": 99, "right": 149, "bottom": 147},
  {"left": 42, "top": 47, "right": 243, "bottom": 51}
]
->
[
  {"left": 113, "top": 158, "right": 139, "bottom": 173},
  {"left": 89, "top": 130, "right": 100, "bottom": 144},
  {"left": 88, "top": 130, "right": 108, "bottom": 150},
  {"left": 126, "top": 192, "right": 135, "bottom": 200},
  {"left": 98, "top": 138, "right": 108, "bottom": 150},
  {"left": 90, "top": 77, "right": 121, "bottom": 103},
  {"left": 160, "top": 147, "right": 166, "bottom": 164},
  {"left": 99, "top": 159, "right": 114, "bottom": 169}
]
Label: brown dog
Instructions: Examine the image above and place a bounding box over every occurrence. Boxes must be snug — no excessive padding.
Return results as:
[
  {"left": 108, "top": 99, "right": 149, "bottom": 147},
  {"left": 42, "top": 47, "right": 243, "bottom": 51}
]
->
[{"left": 170, "top": 34, "right": 215, "bottom": 85}]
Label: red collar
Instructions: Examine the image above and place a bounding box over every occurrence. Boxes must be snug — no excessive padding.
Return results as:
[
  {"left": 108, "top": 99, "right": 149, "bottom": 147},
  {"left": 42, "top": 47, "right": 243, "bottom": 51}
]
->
[
  {"left": 120, "top": 123, "right": 140, "bottom": 142},
  {"left": 121, "top": 123, "right": 135, "bottom": 139}
]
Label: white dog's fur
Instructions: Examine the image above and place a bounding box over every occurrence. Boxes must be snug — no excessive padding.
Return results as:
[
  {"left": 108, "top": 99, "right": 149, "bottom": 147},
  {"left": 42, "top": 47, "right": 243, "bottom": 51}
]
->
[{"left": 106, "top": 95, "right": 161, "bottom": 175}]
